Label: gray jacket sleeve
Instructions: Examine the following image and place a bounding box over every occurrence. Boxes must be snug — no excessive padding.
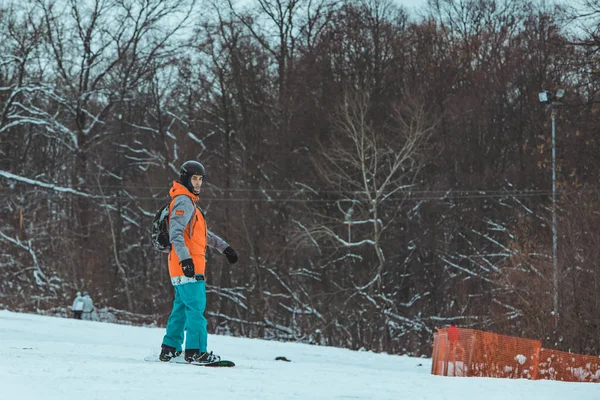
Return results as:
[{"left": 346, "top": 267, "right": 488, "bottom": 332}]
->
[
  {"left": 207, "top": 230, "right": 229, "bottom": 253},
  {"left": 169, "top": 196, "right": 195, "bottom": 261}
]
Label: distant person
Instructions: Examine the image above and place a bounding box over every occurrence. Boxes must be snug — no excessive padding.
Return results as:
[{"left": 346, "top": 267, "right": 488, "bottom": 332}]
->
[
  {"left": 81, "top": 291, "right": 94, "bottom": 320},
  {"left": 447, "top": 322, "right": 466, "bottom": 374},
  {"left": 448, "top": 322, "right": 460, "bottom": 344},
  {"left": 71, "top": 292, "right": 84, "bottom": 319},
  {"left": 159, "top": 160, "right": 238, "bottom": 364}
]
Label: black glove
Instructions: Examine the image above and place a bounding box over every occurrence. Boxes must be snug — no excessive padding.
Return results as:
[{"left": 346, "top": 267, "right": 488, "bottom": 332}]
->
[
  {"left": 223, "top": 246, "right": 238, "bottom": 264},
  {"left": 181, "top": 258, "right": 195, "bottom": 277}
]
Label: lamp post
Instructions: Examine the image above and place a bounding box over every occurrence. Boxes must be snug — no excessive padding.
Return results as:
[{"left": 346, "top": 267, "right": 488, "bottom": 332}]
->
[
  {"left": 539, "top": 89, "right": 564, "bottom": 329},
  {"left": 346, "top": 206, "right": 353, "bottom": 244}
]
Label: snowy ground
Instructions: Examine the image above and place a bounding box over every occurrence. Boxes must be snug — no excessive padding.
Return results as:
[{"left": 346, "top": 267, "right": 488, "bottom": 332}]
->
[{"left": 0, "top": 310, "right": 598, "bottom": 399}]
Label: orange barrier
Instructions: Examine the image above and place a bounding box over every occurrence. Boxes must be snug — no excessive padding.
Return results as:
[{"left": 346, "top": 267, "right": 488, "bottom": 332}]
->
[
  {"left": 537, "top": 348, "right": 600, "bottom": 382},
  {"left": 431, "top": 327, "right": 600, "bottom": 383}
]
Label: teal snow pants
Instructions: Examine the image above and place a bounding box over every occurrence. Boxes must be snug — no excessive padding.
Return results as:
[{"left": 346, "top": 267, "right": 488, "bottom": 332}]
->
[{"left": 162, "top": 280, "right": 208, "bottom": 352}]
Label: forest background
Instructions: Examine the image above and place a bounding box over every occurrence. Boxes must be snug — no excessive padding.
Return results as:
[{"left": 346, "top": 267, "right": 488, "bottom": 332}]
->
[{"left": 2, "top": 0, "right": 600, "bottom": 357}]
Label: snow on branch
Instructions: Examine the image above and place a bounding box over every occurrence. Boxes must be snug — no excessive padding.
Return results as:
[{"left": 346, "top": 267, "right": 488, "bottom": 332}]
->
[
  {"left": 382, "top": 309, "right": 432, "bottom": 334},
  {"left": 265, "top": 267, "right": 325, "bottom": 321},
  {"left": 207, "top": 287, "right": 248, "bottom": 309},
  {"left": 439, "top": 254, "right": 495, "bottom": 283},
  {"left": 0, "top": 170, "right": 105, "bottom": 198},
  {"left": 0, "top": 230, "right": 47, "bottom": 286}
]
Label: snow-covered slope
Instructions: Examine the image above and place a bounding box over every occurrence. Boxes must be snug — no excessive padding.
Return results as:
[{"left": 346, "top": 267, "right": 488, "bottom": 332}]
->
[{"left": 0, "top": 310, "right": 597, "bottom": 399}]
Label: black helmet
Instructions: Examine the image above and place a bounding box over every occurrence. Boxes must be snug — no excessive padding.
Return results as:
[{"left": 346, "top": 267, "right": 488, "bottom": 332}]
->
[{"left": 179, "top": 161, "right": 205, "bottom": 194}]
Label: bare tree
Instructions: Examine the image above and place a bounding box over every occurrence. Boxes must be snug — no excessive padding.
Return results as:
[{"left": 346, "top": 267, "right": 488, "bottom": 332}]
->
[
  {"left": 0, "top": 0, "right": 196, "bottom": 310},
  {"left": 301, "top": 90, "right": 435, "bottom": 288},
  {"left": 285, "top": 88, "right": 436, "bottom": 352}
]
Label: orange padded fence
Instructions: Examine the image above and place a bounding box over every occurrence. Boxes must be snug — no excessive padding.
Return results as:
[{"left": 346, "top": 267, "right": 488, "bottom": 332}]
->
[{"left": 431, "top": 327, "right": 600, "bottom": 383}]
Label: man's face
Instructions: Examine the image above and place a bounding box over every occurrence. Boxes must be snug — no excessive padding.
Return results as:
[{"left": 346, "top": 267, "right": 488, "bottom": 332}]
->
[{"left": 190, "top": 174, "right": 203, "bottom": 193}]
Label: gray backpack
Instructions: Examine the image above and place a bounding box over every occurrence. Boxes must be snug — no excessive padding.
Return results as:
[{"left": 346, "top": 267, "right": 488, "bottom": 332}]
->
[{"left": 151, "top": 201, "right": 171, "bottom": 253}]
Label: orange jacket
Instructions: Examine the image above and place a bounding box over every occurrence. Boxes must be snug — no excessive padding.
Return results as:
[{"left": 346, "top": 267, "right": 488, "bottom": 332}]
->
[
  {"left": 448, "top": 325, "right": 460, "bottom": 343},
  {"left": 167, "top": 181, "right": 208, "bottom": 279}
]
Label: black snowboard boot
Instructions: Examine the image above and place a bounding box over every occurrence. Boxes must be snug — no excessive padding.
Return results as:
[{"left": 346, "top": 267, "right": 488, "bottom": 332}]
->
[
  {"left": 159, "top": 344, "right": 181, "bottom": 362},
  {"left": 185, "top": 349, "right": 221, "bottom": 364}
]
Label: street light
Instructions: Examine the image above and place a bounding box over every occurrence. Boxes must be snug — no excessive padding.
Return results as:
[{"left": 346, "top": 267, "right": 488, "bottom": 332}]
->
[{"left": 539, "top": 89, "right": 564, "bottom": 330}]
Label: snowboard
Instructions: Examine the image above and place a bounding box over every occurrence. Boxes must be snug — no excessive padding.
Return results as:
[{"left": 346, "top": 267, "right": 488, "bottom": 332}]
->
[
  {"left": 194, "top": 360, "right": 235, "bottom": 367},
  {"left": 144, "top": 355, "right": 235, "bottom": 367}
]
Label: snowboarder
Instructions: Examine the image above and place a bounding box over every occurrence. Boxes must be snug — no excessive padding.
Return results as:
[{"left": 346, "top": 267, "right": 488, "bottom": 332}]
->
[{"left": 159, "top": 160, "right": 238, "bottom": 364}]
